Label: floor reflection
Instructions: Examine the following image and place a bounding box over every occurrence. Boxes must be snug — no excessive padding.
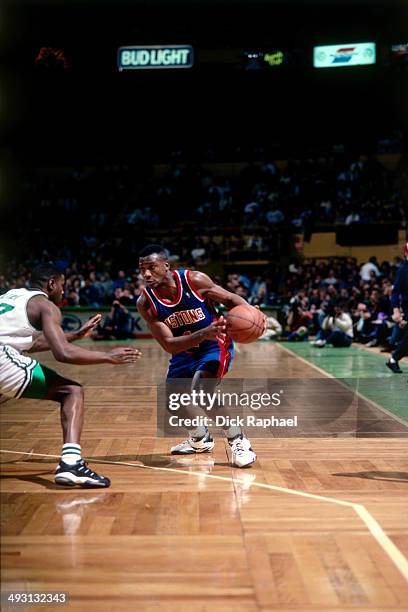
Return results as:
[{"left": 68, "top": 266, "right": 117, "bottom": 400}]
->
[{"left": 56, "top": 493, "right": 110, "bottom": 535}]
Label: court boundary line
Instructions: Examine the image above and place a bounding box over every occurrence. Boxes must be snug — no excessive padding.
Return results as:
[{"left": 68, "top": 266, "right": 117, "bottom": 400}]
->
[
  {"left": 278, "top": 343, "right": 408, "bottom": 427},
  {"left": 1, "top": 447, "right": 408, "bottom": 584}
]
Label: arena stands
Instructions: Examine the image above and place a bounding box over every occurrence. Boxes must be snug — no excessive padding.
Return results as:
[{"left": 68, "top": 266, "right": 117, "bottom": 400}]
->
[{"left": 2, "top": 145, "right": 407, "bottom": 346}]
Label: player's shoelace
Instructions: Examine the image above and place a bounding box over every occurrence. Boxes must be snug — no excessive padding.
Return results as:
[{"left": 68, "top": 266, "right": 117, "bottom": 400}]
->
[
  {"left": 75, "top": 460, "right": 101, "bottom": 479},
  {"left": 232, "top": 439, "right": 247, "bottom": 455}
]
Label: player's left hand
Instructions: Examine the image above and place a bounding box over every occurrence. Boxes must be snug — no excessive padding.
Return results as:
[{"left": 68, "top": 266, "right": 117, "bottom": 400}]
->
[{"left": 77, "top": 314, "right": 102, "bottom": 338}]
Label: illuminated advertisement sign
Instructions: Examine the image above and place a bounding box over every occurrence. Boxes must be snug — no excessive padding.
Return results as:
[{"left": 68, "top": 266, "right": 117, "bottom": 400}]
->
[
  {"left": 313, "top": 43, "right": 376, "bottom": 68},
  {"left": 118, "top": 45, "right": 194, "bottom": 70},
  {"left": 243, "top": 49, "right": 292, "bottom": 70},
  {"left": 264, "top": 50, "right": 285, "bottom": 66},
  {"left": 391, "top": 44, "right": 408, "bottom": 57}
]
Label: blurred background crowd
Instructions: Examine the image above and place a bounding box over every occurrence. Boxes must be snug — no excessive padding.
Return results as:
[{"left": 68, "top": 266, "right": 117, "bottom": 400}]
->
[
  {"left": 2, "top": 136, "right": 407, "bottom": 347},
  {"left": 1, "top": 251, "right": 406, "bottom": 350},
  {"left": 7, "top": 145, "right": 407, "bottom": 267}
]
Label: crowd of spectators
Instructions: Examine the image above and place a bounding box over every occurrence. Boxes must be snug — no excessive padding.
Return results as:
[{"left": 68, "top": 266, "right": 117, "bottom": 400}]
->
[
  {"left": 278, "top": 255, "right": 405, "bottom": 351},
  {"left": 1, "top": 254, "right": 406, "bottom": 351},
  {"left": 7, "top": 150, "right": 407, "bottom": 270},
  {"left": 2, "top": 143, "right": 407, "bottom": 344}
]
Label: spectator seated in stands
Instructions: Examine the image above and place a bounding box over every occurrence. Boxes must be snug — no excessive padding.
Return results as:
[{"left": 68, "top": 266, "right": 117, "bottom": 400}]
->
[
  {"left": 67, "top": 290, "right": 80, "bottom": 306},
  {"left": 353, "top": 303, "right": 373, "bottom": 343},
  {"left": 322, "top": 269, "right": 338, "bottom": 286},
  {"left": 286, "top": 298, "right": 313, "bottom": 341},
  {"left": 360, "top": 257, "right": 380, "bottom": 282},
  {"left": 113, "top": 270, "right": 127, "bottom": 290},
  {"left": 226, "top": 273, "right": 240, "bottom": 293},
  {"left": 244, "top": 200, "right": 261, "bottom": 226},
  {"left": 368, "top": 311, "right": 393, "bottom": 348},
  {"left": 265, "top": 203, "right": 284, "bottom": 225},
  {"left": 249, "top": 284, "right": 268, "bottom": 307},
  {"left": 259, "top": 316, "right": 282, "bottom": 341},
  {"left": 311, "top": 301, "right": 353, "bottom": 348},
  {"left": 92, "top": 298, "right": 136, "bottom": 340},
  {"left": 235, "top": 283, "right": 249, "bottom": 300},
  {"left": 345, "top": 208, "right": 361, "bottom": 225},
  {"left": 79, "top": 278, "right": 102, "bottom": 307}
]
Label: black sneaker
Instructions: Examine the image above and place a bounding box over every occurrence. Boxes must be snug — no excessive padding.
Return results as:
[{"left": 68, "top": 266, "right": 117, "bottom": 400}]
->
[
  {"left": 55, "top": 459, "right": 111, "bottom": 488},
  {"left": 386, "top": 360, "right": 403, "bottom": 374}
]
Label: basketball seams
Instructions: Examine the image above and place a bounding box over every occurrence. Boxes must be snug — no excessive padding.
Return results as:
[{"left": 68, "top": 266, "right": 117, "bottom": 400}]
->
[
  {"left": 226, "top": 309, "right": 265, "bottom": 342},
  {"left": 227, "top": 312, "right": 265, "bottom": 331}
]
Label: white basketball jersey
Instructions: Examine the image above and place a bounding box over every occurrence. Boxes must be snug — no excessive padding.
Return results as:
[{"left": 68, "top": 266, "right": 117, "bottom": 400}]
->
[{"left": 0, "top": 288, "right": 48, "bottom": 352}]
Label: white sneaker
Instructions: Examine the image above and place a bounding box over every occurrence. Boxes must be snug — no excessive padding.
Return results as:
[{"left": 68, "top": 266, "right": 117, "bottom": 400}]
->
[
  {"left": 313, "top": 339, "right": 326, "bottom": 348},
  {"left": 170, "top": 431, "right": 215, "bottom": 455},
  {"left": 229, "top": 435, "right": 257, "bottom": 468}
]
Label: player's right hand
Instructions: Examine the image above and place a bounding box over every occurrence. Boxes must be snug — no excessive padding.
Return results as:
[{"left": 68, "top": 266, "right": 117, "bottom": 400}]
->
[
  {"left": 108, "top": 347, "right": 142, "bottom": 364},
  {"left": 76, "top": 314, "right": 102, "bottom": 339},
  {"left": 204, "top": 316, "right": 226, "bottom": 341}
]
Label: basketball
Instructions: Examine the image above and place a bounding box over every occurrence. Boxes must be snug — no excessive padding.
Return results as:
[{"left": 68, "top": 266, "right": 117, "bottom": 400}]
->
[{"left": 226, "top": 305, "right": 265, "bottom": 343}]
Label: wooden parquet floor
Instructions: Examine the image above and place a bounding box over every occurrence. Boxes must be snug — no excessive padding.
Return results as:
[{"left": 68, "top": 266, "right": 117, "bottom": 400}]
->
[{"left": 1, "top": 341, "right": 407, "bottom": 611}]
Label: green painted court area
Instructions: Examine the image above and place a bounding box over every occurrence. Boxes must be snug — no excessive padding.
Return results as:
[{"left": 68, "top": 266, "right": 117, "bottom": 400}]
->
[{"left": 281, "top": 341, "right": 408, "bottom": 423}]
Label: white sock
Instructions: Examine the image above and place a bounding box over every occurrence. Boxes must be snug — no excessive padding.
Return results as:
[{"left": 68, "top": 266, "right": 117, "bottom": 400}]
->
[
  {"left": 389, "top": 357, "right": 396, "bottom": 364},
  {"left": 61, "top": 443, "right": 82, "bottom": 465}
]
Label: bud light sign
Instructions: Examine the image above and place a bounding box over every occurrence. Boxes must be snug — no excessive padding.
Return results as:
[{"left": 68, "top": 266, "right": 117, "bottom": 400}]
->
[{"left": 118, "top": 45, "right": 194, "bottom": 70}]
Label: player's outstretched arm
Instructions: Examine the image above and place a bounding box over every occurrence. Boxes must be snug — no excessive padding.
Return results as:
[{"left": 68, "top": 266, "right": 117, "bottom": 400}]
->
[
  {"left": 28, "top": 314, "right": 102, "bottom": 352},
  {"left": 137, "top": 295, "right": 226, "bottom": 354},
  {"left": 37, "top": 300, "right": 141, "bottom": 365},
  {"left": 188, "top": 271, "right": 247, "bottom": 309}
]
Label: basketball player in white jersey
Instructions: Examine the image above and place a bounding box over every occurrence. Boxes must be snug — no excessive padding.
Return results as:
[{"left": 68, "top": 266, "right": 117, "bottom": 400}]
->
[{"left": 0, "top": 264, "right": 141, "bottom": 488}]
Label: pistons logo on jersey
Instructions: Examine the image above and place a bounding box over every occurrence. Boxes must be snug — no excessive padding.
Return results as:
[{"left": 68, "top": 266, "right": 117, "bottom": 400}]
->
[{"left": 164, "top": 308, "right": 205, "bottom": 330}]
